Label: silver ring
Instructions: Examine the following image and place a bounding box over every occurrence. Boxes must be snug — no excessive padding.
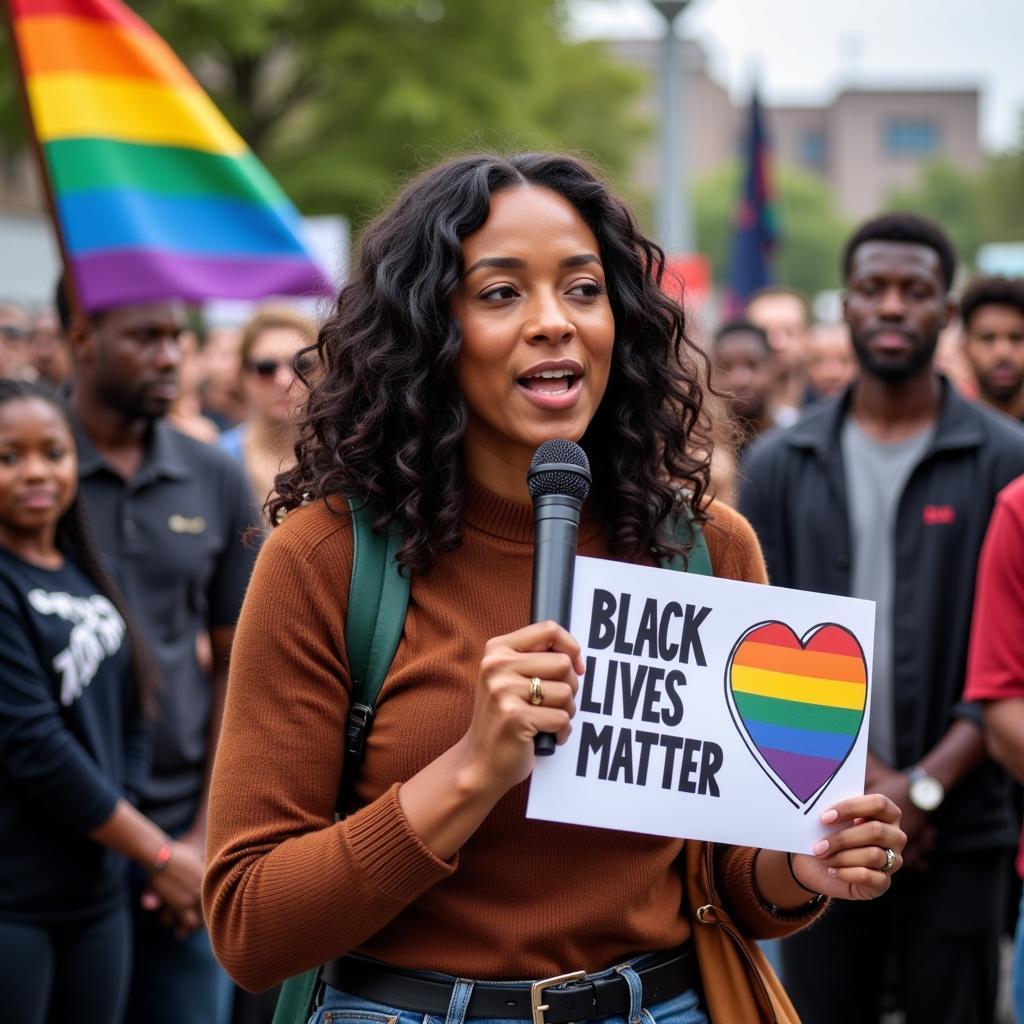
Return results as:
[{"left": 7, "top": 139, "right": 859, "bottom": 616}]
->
[{"left": 882, "top": 847, "right": 897, "bottom": 874}]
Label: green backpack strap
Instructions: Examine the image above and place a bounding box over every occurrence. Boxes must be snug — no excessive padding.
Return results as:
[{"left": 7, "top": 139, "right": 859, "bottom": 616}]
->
[
  {"left": 661, "top": 507, "right": 713, "bottom": 576},
  {"left": 272, "top": 500, "right": 410, "bottom": 1024},
  {"left": 342, "top": 501, "right": 411, "bottom": 800}
]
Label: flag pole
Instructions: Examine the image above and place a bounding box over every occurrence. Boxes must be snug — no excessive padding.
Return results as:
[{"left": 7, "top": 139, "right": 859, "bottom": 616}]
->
[{"left": 2, "top": 0, "right": 84, "bottom": 317}]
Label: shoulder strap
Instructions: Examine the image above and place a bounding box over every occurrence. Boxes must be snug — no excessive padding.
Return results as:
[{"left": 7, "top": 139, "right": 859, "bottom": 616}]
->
[
  {"left": 274, "top": 507, "right": 411, "bottom": 1024},
  {"left": 339, "top": 501, "right": 411, "bottom": 812},
  {"left": 661, "top": 508, "right": 713, "bottom": 576}
]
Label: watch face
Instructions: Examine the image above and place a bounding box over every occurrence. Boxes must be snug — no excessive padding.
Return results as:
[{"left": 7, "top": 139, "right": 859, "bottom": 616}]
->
[{"left": 909, "top": 775, "right": 944, "bottom": 812}]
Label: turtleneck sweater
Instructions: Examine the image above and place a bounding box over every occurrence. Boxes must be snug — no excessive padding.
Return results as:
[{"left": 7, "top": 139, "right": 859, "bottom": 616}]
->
[{"left": 204, "top": 486, "right": 810, "bottom": 992}]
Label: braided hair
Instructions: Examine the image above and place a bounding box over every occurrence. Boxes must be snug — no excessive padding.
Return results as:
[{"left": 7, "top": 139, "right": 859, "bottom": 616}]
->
[{"left": 0, "top": 378, "right": 159, "bottom": 716}]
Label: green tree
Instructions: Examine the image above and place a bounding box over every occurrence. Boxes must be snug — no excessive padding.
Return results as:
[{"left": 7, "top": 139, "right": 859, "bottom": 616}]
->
[
  {"left": 888, "top": 161, "right": 987, "bottom": 269},
  {"left": 693, "top": 162, "right": 850, "bottom": 299},
  {"left": 978, "top": 126, "right": 1024, "bottom": 244},
  {"left": 3, "top": 0, "right": 646, "bottom": 226}
]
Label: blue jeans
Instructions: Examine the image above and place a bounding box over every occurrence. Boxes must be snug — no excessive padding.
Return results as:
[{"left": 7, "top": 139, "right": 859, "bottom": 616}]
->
[
  {"left": 312, "top": 956, "right": 707, "bottom": 1024},
  {"left": 124, "top": 859, "right": 234, "bottom": 1024},
  {"left": 1013, "top": 889, "right": 1024, "bottom": 1023}
]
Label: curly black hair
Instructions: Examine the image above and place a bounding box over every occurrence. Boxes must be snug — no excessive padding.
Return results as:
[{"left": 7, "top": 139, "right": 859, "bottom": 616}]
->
[
  {"left": 960, "top": 275, "right": 1024, "bottom": 331},
  {"left": 271, "top": 152, "right": 714, "bottom": 574},
  {"left": 0, "top": 378, "right": 159, "bottom": 716}
]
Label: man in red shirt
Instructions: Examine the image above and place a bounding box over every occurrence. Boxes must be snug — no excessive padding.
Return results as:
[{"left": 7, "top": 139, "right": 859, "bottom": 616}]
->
[{"left": 964, "top": 473, "right": 1024, "bottom": 1022}]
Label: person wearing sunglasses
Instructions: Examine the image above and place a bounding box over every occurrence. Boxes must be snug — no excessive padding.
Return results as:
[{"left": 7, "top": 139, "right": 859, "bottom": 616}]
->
[
  {"left": 217, "top": 308, "right": 317, "bottom": 525},
  {"left": 0, "top": 301, "right": 34, "bottom": 381}
]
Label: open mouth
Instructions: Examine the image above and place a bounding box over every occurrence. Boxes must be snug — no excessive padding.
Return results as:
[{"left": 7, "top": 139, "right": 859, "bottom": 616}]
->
[{"left": 517, "top": 368, "right": 578, "bottom": 395}]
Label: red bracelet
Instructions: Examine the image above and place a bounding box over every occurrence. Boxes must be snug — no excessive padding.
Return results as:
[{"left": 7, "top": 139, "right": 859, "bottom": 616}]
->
[{"left": 149, "top": 842, "right": 172, "bottom": 875}]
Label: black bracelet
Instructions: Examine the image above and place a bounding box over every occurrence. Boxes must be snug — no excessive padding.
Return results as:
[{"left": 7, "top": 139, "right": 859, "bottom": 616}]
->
[
  {"left": 787, "top": 850, "right": 822, "bottom": 896},
  {"left": 754, "top": 849, "right": 825, "bottom": 917}
]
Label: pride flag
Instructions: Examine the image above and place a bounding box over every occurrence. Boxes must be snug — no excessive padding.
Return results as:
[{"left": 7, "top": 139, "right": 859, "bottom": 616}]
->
[{"left": 8, "top": 0, "right": 333, "bottom": 312}]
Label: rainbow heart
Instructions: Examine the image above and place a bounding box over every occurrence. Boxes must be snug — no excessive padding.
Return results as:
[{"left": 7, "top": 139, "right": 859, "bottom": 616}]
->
[{"left": 726, "top": 622, "right": 867, "bottom": 810}]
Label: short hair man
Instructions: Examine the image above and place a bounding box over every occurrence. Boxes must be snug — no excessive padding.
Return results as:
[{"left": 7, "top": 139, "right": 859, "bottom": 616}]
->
[
  {"left": 960, "top": 274, "right": 1024, "bottom": 422},
  {"left": 745, "top": 285, "right": 814, "bottom": 413},
  {"left": 711, "top": 320, "right": 783, "bottom": 455},
  {"left": 739, "top": 213, "right": 1024, "bottom": 1023},
  {"left": 806, "top": 322, "right": 857, "bottom": 399},
  {"left": 58, "top": 279, "right": 259, "bottom": 1024},
  {"left": 0, "top": 300, "right": 33, "bottom": 379}
]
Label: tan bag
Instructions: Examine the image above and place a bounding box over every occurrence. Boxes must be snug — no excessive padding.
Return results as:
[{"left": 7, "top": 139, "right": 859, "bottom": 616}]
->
[{"left": 683, "top": 842, "right": 804, "bottom": 1024}]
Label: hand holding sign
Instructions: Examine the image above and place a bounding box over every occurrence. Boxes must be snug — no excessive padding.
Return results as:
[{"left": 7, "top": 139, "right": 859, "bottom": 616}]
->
[{"left": 790, "top": 794, "right": 905, "bottom": 900}]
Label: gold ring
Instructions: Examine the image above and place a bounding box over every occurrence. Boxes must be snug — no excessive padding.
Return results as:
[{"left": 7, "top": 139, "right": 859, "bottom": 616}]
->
[
  {"left": 529, "top": 677, "right": 544, "bottom": 706},
  {"left": 882, "top": 847, "right": 897, "bottom": 874}
]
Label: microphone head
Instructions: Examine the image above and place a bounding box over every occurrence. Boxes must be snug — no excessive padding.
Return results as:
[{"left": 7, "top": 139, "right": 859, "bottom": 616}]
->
[{"left": 527, "top": 440, "right": 592, "bottom": 501}]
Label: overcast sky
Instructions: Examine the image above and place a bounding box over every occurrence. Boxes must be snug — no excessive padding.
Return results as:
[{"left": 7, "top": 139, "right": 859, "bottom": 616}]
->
[{"left": 571, "top": 0, "right": 1024, "bottom": 151}]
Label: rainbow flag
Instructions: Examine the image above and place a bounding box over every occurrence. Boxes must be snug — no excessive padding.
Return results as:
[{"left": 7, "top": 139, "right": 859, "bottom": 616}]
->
[
  {"left": 728, "top": 622, "right": 867, "bottom": 805},
  {"left": 8, "top": 0, "right": 333, "bottom": 312}
]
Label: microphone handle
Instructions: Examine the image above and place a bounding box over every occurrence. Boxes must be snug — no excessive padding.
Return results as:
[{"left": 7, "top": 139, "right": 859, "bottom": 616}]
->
[{"left": 531, "top": 495, "right": 582, "bottom": 756}]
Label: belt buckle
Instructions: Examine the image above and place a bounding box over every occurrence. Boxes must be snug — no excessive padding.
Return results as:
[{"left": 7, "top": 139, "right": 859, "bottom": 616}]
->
[{"left": 530, "top": 970, "right": 588, "bottom": 1024}]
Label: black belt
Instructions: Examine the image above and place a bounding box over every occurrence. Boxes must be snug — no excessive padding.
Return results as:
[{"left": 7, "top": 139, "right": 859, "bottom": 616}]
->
[{"left": 321, "top": 946, "right": 699, "bottom": 1024}]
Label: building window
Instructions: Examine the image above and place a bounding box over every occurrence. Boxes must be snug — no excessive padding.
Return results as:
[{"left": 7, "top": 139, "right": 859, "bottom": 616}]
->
[
  {"left": 800, "top": 131, "right": 826, "bottom": 169},
  {"left": 884, "top": 120, "right": 939, "bottom": 156}
]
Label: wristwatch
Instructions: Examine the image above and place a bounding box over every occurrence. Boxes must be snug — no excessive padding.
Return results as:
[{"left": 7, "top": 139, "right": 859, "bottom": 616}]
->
[{"left": 906, "top": 766, "right": 944, "bottom": 812}]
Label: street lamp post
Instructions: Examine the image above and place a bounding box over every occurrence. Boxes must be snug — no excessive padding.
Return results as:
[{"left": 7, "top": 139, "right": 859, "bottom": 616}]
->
[{"left": 649, "top": 0, "right": 693, "bottom": 256}]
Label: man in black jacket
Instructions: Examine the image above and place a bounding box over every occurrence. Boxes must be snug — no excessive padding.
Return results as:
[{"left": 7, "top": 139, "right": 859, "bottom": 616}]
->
[{"left": 739, "top": 213, "right": 1024, "bottom": 1024}]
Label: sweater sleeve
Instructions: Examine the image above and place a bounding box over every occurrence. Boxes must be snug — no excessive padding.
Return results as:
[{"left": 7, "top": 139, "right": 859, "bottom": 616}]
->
[
  {"left": 716, "top": 845, "right": 827, "bottom": 939},
  {"left": 0, "top": 590, "right": 120, "bottom": 833},
  {"left": 702, "top": 500, "right": 769, "bottom": 586},
  {"left": 121, "top": 680, "right": 151, "bottom": 806},
  {"left": 203, "top": 511, "right": 457, "bottom": 993}
]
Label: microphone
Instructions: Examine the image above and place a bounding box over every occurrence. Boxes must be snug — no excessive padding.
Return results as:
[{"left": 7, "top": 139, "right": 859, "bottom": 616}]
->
[{"left": 527, "top": 439, "right": 592, "bottom": 755}]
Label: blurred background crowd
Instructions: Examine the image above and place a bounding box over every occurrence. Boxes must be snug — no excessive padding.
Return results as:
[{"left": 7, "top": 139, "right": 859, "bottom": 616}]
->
[{"left": 2, "top": 1, "right": 1024, "bottom": 1023}]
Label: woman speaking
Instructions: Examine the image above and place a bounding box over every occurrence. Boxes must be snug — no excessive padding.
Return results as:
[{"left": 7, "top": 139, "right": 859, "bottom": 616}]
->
[{"left": 203, "top": 153, "right": 904, "bottom": 1024}]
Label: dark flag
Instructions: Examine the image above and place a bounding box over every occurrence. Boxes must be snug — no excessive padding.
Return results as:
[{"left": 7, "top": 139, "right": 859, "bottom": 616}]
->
[{"left": 725, "top": 89, "right": 778, "bottom": 315}]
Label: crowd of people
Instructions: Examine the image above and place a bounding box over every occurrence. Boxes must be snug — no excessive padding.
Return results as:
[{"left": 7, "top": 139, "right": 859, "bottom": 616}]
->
[{"left": 2, "top": 150, "right": 1024, "bottom": 1024}]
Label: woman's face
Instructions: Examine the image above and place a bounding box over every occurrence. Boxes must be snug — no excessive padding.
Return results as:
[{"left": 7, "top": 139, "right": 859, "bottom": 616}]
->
[
  {"left": 0, "top": 397, "right": 77, "bottom": 545},
  {"left": 453, "top": 186, "right": 615, "bottom": 488},
  {"left": 242, "top": 327, "right": 310, "bottom": 426}
]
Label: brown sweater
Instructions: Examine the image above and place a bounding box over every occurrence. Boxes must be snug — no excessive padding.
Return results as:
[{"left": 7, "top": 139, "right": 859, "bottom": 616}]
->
[{"left": 204, "top": 486, "right": 812, "bottom": 992}]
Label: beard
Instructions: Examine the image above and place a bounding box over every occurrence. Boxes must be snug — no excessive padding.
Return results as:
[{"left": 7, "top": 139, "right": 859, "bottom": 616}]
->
[
  {"left": 979, "top": 371, "right": 1024, "bottom": 402},
  {"left": 850, "top": 328, "right": 938, "bottom": 383}
]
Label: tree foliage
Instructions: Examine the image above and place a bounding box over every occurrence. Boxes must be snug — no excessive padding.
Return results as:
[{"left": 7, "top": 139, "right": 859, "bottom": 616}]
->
[
  {"left": 887, "top": 126, "right": 1024, "bottom": 269},
  {"left": 693, "top": 161, "right": 850, "bottom": 299},
  {"left": 888, "top": 161, "right": 987, "bottom": 269},
  {"left": 2, "top": 0, "right": 647, "bottom": 228}
]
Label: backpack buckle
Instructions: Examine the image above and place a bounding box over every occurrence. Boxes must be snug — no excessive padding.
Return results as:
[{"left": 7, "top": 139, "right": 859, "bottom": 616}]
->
[{"left": 345, "top": 701, "right": 375, "bottom": 761}]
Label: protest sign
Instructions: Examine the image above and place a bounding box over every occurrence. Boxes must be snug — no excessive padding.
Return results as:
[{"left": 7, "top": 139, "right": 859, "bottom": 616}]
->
[{"left": 526, "top": 556, "right": 875, "bottom": 852}]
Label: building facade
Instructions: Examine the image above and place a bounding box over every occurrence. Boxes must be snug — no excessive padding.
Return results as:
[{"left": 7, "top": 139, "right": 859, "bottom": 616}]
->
[{"left": 607, "top": 36, "right": 982, "bottom": 219}]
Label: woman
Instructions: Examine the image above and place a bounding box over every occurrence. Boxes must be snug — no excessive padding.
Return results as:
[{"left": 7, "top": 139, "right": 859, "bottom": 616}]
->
[
  {"left": 203, "top": 154, "right": 904, "bottom": 1023},
  {"left": 0, "top": 380, "right": 205, "bottom": 1023},
  {"left": 217, "top": 308, "right": 316, "bottom": 521}
]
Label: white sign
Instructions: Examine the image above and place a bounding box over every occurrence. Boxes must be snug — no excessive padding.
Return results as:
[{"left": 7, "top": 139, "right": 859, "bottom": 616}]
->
[{"left": 527, "top": 557, "right": 875, "bottom": 853}]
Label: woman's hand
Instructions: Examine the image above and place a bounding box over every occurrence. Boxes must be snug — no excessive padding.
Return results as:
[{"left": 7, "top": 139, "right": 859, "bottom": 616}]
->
[
  {"left": 791, "top": 794, "right": 906, "bottom": 901},
  {"left": 458, "top": 620, "right": 583, "bottom": 796},
  {"left": 399, "top": 621, "right": 582, "bottom": 861},
  {"left": 141, "top": 839, "right": 205, "bottom": 937}
]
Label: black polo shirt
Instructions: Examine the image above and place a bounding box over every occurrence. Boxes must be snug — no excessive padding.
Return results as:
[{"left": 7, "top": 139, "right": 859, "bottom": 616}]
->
[{"left": 72, "top": 417, "right": 259, "bottom": 832}]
